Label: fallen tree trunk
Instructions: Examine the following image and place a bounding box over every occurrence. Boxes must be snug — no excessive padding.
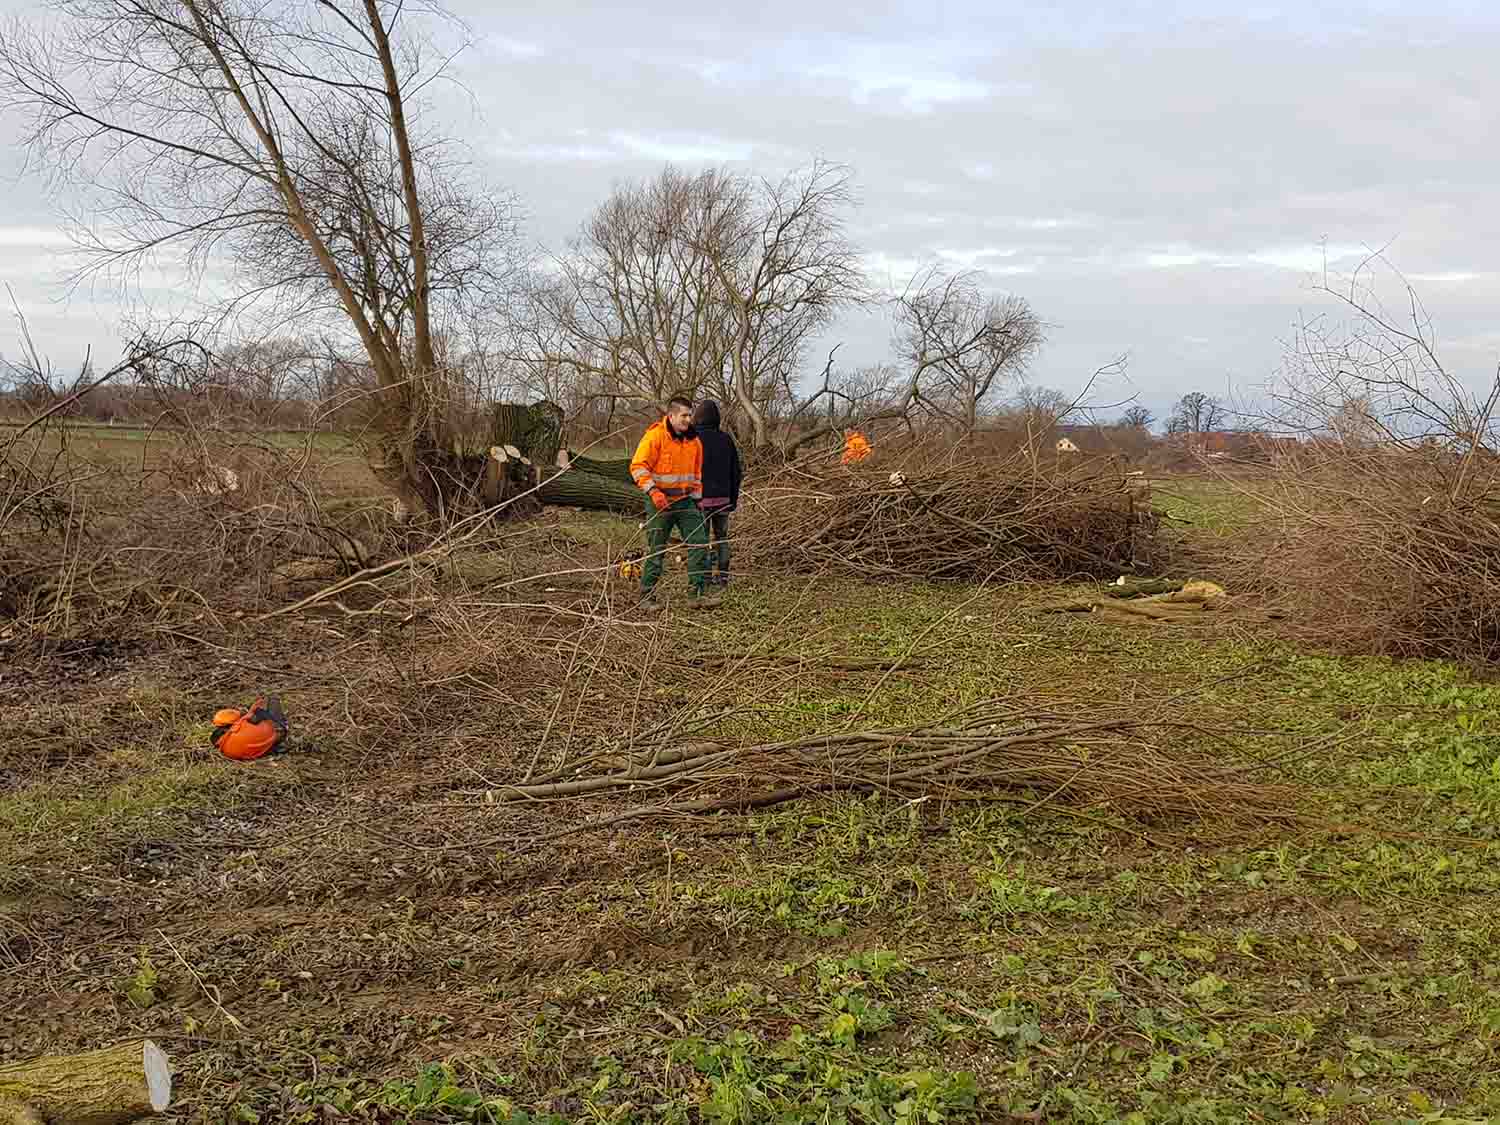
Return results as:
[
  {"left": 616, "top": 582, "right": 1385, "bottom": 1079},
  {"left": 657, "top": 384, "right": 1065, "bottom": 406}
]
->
[
  {"left": 538, "top": 468, "right": 643, "bottom": 515},
  {"left": 1043, "top": 597, "right": 1207, "bottom": 621},
  {"left": 0, "top": 1040, "right": 171, "bottom": 1125},
  {"left": 557, "top": 450, "right": 634, "bottom": 485},
  {"left": 490, "top": 401, "right": 565, "bottom": 467}
]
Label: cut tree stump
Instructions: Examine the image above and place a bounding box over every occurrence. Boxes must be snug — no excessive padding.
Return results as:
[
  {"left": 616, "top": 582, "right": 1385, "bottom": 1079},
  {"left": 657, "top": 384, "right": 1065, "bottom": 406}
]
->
[
  {"left": 481, "top": 446, "right": 542, "bottom": 518},
  {"left": 0, "top": 1040, "right": 170, "bottom": 1125}
]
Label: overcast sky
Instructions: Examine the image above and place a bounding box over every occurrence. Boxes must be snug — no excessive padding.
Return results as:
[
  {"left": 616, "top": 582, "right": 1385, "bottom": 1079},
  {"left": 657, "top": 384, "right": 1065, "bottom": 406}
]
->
[{"left": 2, "top": 0, "right": 1498, "bottom": 423}]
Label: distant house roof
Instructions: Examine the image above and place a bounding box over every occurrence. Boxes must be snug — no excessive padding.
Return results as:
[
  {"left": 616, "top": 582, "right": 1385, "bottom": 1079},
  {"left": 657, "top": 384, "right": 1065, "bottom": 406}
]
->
[
  {"left": 1170, "top": 429, "right": 1260, "bottom": 453},
  {"left": 1054, "top": 423, "right": 1125, "bottom": 455}
]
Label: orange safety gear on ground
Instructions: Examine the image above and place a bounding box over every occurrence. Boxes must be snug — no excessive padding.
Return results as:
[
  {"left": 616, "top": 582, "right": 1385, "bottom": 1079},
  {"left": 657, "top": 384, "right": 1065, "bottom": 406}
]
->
[
  {"left": 630, "top": 418, "right": 703, "bottom": 504},
  {"left": 841, "top": 431, "right": 872, "bottom": 465},
  {"left": 211, "top": 695, "right": 289, "bottom": 761}
]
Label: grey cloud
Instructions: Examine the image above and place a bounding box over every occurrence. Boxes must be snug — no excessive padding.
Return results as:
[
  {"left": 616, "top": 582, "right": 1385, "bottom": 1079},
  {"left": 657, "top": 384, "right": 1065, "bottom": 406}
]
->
[{"left": 4, "top": 0, "right": 1500, "bottom": 421}]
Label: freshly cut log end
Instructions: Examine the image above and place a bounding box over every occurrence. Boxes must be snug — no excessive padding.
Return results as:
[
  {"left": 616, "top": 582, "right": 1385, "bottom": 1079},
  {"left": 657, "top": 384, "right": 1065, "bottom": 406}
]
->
[
  {"left": 0, "top": 1038, "right": 171, "bottom": 1124},
  {"left": 144, "top": 1042, "right": 170, "bottom": 1113}
]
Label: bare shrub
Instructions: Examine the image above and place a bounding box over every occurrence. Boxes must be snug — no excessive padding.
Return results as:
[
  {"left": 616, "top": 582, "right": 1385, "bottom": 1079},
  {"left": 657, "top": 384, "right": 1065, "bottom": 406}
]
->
[
  {"left": 1200, "top": 446, "right": 1500, "bottom": 662},
  {"left": 0, "top": 342, "right": 417, "bottom": 646},
  {"left": 1194, "top": 255, "right": 1500, "bottom": 662}
]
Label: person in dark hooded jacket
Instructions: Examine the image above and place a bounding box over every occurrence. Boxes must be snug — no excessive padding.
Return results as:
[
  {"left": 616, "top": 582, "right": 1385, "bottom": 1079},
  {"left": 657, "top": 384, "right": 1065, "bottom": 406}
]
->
[{"left": 691, "top": 399, "right": 742, "bottom": 588}]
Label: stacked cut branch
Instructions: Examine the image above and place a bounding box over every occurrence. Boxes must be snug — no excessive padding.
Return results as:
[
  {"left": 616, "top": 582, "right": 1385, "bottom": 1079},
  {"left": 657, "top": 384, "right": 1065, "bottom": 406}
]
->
[
  {"left": 741, "top": 454, "right": 1161, "bottom": 582},
  {"left": 488, "top": 702, "right": 1299, "bottom": 829}
]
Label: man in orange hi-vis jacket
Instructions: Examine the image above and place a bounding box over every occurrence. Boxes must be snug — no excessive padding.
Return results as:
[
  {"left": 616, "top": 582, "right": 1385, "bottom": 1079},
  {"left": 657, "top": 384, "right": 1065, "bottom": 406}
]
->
[
  {"left": 841, "top": 430, "right": 872, "bottom": 465},
  {"left": 630, "top": 395, "right": 716, "bottom": 610}
]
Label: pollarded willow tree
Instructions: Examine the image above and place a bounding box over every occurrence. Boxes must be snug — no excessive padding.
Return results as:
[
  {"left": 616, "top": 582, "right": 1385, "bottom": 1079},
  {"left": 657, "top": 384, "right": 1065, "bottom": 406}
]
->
[
  {"left": 531, "top": 160, "right": 865, "bottom": 448},
  {"left": 0, "top": 0, "right": 522, "bottom": 518}
]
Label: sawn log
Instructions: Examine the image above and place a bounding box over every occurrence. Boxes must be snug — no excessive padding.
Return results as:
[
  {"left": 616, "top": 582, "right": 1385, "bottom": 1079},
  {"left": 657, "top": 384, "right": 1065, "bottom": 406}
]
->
[{"left": 0, "top": 1039, "right": 171, "bottom": 1125}]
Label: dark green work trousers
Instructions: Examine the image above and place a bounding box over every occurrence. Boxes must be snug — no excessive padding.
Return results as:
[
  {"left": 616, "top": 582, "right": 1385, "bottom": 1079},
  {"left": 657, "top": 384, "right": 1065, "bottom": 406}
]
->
[{"left": 642, "top": 496, "right": 709, "bottom": 596}]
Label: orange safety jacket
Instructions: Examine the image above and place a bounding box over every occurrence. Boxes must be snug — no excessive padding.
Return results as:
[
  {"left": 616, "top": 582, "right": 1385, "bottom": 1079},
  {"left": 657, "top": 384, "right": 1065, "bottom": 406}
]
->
[
  {"left": 841, "top": 431, "right": 872, "bottom": 465},
  {"left": 630, "top": 419, "right": 703, "bottom": 504}
]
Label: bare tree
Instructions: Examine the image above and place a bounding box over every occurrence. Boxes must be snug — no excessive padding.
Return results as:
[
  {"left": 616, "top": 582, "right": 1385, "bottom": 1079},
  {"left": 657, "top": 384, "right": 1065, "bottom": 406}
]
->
[
  {"left": 698, "top": 161, "right": 864, "bottom": 447},
  {"left": 206, "top": 337, "right": 327, "bottom": 426},
  {"left": 0, "top": 0, "right": 521, "bottom": 517},
  {"left": 1006, "top": 385, "right": 1073, "bottom": 433},
  {"left": 1166, "top": 391, "right": 1225, "bottom": 436},
  {"left": 893, "top": 269, "right": 1045, "bottom": 437},
  {"left": 530, "top": 166, "right": 738, "bottom": 414},
  {"left": 773, "top": 351, "right": 904, "bottom": 450},
  {"left": 1120, "top": 405, "right": 1155, "bottom": 429},
  {"left": 1269, "top": 252, "right": 1500, "bottom": 458},
  {"left": 534, "top": 161, "right": 863, "bottom": 447},
  {"left": 777, "top": 269, "right": 1049, "bottom": 457}
]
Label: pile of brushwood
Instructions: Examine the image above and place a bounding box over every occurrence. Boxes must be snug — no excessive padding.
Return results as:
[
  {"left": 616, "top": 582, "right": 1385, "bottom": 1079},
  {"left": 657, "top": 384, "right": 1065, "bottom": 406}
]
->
[
  {"left": 1192, "top": 445, "right": 1500, "bottom": 662},
  {"left": 470, "top": 697, "right": 1307, "bottom": 844},
  {"left": 330, "top": 587, "right": 1319, "bottom": 851},
  {"left": 0, "top": 421, "right": 407, "bottom": 642},
  {"left": 740, "top": 452, "right": 1160, "bottom": 582}
]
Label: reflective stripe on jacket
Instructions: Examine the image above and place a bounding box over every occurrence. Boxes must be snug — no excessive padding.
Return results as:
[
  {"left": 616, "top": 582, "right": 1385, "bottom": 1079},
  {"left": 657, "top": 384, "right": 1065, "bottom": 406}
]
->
[{"left": 630, "top": 419, "right": 703, "bottom": 501}]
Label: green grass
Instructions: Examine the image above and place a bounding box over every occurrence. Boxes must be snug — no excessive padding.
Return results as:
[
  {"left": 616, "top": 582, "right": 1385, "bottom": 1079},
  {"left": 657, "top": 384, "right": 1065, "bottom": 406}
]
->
[
  {"left": 0, "top": 762, "right": 224, "bottom": 854},
  {"left": 1, "top": 419, "right": 354, "bottom": 447},
  {"left": 1155, "top": 476, "right": 1262, "bottom": 536},
  {"left": 9, "top": 548, "right": 1500, "bottom": 1122},
  {"left": 209, "top": 588, "right": 1500, "bottom": 1122}
]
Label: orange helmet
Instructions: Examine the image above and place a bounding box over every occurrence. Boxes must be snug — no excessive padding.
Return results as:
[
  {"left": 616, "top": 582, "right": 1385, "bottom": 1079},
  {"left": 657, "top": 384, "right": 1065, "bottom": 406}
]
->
[{"left": 211, "top": 696, "right": 288, "bottom": 761}]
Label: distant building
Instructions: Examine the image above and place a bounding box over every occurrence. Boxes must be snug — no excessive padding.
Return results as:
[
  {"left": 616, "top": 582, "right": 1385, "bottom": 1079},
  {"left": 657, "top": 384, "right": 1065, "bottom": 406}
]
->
[{"left": 1054, "top": 423, "right": 1133, "bottom": 458}]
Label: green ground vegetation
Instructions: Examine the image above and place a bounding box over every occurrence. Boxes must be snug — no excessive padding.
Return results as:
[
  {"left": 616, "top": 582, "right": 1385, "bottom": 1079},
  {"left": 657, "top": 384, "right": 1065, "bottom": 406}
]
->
[{"left": 3, "top": 512, "right": 1498, "bottom": 1124}]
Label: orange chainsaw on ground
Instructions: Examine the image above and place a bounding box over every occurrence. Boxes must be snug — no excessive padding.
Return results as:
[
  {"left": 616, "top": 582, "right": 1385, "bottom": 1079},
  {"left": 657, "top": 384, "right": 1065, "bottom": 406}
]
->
[{"left": 211, "top": 695, "right": 289, "bottom": 761}]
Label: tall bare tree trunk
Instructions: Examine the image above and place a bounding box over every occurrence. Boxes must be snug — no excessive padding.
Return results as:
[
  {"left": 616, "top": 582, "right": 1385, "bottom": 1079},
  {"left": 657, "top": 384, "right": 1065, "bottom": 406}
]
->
[{"left": 731, "top": 322, "right": 767, "bottom": 449}]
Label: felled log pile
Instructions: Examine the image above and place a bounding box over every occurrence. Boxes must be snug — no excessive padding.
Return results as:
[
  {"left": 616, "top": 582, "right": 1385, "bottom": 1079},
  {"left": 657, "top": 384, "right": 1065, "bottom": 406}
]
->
[{"left": 1043, "top": 578, "right": 1229, "bottom": 624}]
